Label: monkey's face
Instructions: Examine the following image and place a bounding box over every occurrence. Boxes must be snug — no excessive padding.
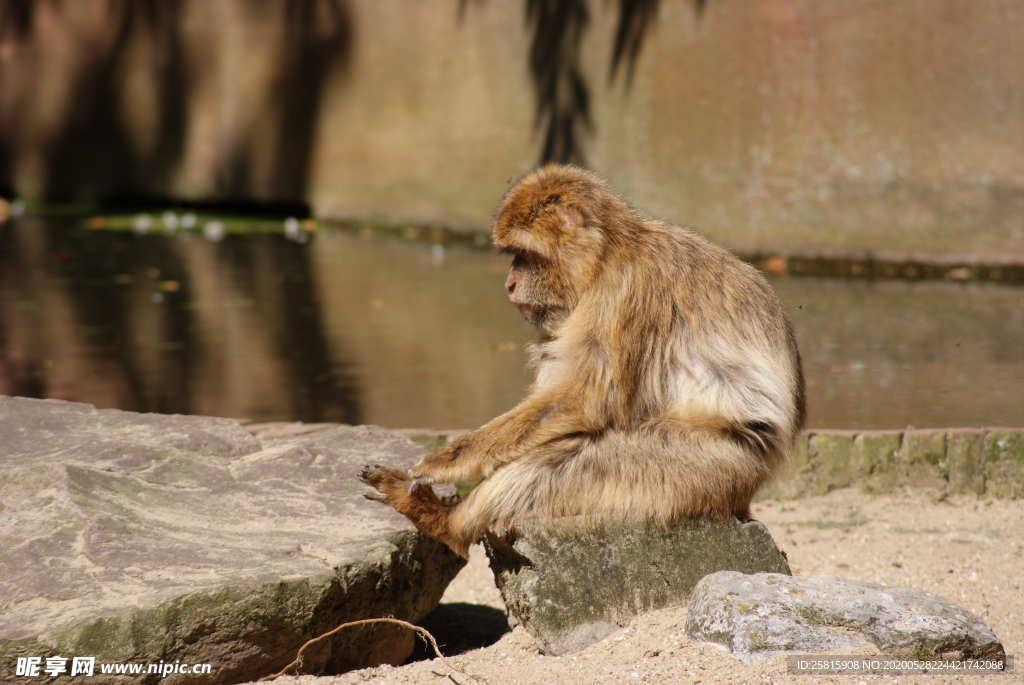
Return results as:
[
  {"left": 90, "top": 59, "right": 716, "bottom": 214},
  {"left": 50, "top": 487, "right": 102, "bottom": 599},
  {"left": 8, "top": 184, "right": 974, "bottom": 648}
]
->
[
  {"left": 503, "top": 250, "right": 570, "bottom": 333},
  {"left": 492, "top": 170, "right": 610, "bottom": 334}
]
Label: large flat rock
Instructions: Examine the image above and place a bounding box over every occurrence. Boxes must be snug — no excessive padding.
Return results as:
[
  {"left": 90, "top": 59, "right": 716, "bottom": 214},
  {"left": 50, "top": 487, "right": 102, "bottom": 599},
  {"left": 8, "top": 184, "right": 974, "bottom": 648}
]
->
[
  {"left": 484, "top": 518, "right": 791, "bottom": 655},
  {"left": 0, "top": 396, "right": 464, "bottom": 683}
]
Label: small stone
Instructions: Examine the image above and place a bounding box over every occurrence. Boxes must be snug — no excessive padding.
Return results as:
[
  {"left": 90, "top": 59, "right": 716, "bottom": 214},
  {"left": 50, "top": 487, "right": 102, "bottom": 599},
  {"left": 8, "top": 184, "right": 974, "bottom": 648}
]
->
[{"left": 686, "top": 571, "right": 1005, "bottom": 663}]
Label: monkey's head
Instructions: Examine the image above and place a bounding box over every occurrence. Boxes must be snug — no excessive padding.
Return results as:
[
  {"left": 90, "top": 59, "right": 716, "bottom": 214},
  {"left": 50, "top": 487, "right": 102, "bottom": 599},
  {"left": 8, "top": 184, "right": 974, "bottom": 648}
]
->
[{"left": 492, "top": 165, "right": 623, "bottom": 333}]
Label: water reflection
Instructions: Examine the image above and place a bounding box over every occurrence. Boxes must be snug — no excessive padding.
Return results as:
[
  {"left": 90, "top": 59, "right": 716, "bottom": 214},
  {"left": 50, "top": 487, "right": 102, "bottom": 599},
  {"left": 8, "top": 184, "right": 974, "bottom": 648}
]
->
[
  {"left": 1, "top": 218, "right": 1021, "bottom": 429},
  {"left": 0, "top": 218, "right": 362, "bottom": 424},
  {"left": 776, "top": 278, "right": 1024, "bottom": 429}
]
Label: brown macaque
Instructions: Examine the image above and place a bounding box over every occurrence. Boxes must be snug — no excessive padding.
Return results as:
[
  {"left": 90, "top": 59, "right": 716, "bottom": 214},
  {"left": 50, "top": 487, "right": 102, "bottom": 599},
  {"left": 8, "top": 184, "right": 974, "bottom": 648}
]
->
[{"left": 359, "top": 164, "right": 805, "bottom": 557}]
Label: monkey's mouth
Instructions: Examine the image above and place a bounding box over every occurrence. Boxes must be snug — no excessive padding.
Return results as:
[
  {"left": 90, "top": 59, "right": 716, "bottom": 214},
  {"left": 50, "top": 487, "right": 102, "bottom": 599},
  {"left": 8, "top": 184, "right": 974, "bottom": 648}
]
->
[
  {"left": 515, "top": 303, "right": 540, "bottom": 319},
  {"left": 514, "top": 303, "right": 567, "bottom": 331},
  {"left": 514, "top": 303, "right": 552, "bottom": 324}
]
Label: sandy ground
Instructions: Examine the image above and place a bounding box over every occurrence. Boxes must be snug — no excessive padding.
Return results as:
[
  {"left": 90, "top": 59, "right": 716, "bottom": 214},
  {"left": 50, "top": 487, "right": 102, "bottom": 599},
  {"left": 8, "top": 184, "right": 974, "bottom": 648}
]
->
[{"left": 266, "top": 489, "right": 1021, "bottom": 685}]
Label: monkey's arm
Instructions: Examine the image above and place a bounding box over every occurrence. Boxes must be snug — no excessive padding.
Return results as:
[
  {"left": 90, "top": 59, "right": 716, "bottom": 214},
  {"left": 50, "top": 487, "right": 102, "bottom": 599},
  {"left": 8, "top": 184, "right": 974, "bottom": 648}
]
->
[
  {"left": 409, "top": 386, "right": 601, "bottom": 484},
  {"left": 413, "top": 289, "right": 670, "bottom": 483},
  {"left": 413, "top": 267, "right": 673, "bottom": 484}
]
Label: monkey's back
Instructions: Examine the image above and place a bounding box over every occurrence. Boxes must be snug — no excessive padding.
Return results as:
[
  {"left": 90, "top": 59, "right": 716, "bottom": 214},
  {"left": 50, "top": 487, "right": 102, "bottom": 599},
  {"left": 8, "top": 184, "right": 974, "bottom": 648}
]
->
[{"left": 611, "top": 220, "right": 804, "bottom": 459}]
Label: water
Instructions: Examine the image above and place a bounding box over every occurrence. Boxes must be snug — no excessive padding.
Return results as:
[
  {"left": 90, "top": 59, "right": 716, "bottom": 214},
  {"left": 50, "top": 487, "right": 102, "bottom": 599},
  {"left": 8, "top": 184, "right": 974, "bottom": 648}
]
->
[{"left": 1, "top": 218, "right": 1021, "bottom": 429}]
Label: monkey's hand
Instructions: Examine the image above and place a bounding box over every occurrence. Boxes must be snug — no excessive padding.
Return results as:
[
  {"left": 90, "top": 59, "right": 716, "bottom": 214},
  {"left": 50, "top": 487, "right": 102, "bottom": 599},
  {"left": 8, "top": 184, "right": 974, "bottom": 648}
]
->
[{"left": 358, "top": 463, "right": 413, "bottom": 503}]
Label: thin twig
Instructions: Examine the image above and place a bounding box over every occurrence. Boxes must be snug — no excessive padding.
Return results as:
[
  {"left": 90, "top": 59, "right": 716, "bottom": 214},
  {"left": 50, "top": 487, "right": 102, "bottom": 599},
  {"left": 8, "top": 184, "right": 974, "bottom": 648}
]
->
[{"left": 261, "top": 617, "right": 486, "bottom": 683}]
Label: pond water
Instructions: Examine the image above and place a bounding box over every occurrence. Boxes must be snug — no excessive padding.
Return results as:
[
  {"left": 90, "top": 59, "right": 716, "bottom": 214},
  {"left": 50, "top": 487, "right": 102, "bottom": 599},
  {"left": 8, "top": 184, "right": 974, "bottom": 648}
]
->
[{"left": 1, "top": 218, "right": 1021, "bottom": 430}]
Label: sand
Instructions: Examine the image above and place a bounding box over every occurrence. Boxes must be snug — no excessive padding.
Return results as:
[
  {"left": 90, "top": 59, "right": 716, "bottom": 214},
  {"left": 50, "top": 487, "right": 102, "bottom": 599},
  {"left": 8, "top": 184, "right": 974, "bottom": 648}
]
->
[{"left": 266, "top": 488, "right": 1021, "bottom": 685}]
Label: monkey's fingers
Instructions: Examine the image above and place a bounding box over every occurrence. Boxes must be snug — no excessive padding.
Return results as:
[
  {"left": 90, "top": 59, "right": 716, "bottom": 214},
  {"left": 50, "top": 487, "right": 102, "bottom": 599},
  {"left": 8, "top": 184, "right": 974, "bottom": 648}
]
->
[
  {"left": 362, "top": 491, "right": 388, "bottom": 503},
  {"left": 438, "top": 491, "right": 463, "bottom": 507}
]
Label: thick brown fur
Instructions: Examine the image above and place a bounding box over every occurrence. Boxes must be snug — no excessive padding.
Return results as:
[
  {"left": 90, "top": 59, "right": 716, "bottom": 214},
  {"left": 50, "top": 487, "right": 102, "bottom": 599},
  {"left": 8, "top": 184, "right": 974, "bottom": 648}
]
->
[{"left": 359, "top": 165, "right": 805, "bottom": 557}]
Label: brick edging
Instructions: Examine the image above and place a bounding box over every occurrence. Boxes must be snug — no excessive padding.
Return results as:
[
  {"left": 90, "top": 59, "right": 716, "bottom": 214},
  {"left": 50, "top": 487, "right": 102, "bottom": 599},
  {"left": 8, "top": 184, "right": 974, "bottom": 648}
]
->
[{"left": 760, "top": 427, "right": 1024, "bottom": 500}]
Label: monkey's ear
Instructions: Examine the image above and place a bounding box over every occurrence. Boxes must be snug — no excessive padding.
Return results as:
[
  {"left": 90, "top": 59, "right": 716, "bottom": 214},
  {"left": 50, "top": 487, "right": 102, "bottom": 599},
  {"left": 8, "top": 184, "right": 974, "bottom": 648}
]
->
[{"left": 556, "top": 205, "right": 585, "bottom": 232}]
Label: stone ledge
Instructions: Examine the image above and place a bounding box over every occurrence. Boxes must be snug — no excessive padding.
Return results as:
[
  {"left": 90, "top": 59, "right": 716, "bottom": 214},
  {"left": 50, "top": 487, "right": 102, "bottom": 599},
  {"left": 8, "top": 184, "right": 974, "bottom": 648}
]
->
[{"left": 761, "top": 427, "right": 1024, "bottom": 500}]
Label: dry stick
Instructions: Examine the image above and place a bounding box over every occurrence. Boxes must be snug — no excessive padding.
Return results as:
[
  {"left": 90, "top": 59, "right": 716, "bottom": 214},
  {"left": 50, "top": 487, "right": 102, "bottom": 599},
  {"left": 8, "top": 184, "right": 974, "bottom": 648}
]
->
[{"left": 261, "top": 617, "right": 487, "bottom": 684}]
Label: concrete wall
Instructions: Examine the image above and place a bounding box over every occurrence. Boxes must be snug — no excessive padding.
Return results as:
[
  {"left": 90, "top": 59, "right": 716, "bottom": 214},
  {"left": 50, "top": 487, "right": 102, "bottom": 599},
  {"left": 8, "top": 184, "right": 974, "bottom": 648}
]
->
[{"left": 3, "top": 1, "right": 1023, "bottom": 258}]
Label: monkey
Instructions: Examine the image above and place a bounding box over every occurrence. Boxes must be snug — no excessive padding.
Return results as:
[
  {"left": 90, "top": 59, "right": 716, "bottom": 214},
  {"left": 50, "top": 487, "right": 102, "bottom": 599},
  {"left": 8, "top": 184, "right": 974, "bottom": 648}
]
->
[{"left": 359, "top": 164, "right": 805, "bottom": 558}]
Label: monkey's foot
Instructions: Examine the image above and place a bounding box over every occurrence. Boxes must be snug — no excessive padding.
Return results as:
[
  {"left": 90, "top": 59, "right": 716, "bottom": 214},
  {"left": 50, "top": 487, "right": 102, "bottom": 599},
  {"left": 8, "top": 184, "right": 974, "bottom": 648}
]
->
[
  {"left": 358, "top": 464, "right": 445, "bottom": 505},
  {"left": 358, "top": 463, "right": 466, "bottom": 556}
]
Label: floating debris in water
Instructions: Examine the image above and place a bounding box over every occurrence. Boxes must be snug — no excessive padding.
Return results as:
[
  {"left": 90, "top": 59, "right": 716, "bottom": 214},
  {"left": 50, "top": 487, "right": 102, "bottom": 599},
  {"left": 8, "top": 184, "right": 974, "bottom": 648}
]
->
[
  {"left": 945, "top": 266, "right": 973, "bottom": 281},
  {"left": 283, "top": 216, "right": 306, "bottom": 243},
  {"left": 133, "top": 214, "right": 152, "bottom": 233},
  {"left": 431, "top": 243, "right": 445, "bottom": 266},
  {"left": 162, "top": 211, "right": 179, "bottom": 230},
  {"left": 181, "top": 212, "right": 197, "bottom": 229},
  {"left": 760, "top": 256, "right": 788, "bottom": 276},
  {"left": 203, "top": 220, "right": 225, "bottom": 242}
]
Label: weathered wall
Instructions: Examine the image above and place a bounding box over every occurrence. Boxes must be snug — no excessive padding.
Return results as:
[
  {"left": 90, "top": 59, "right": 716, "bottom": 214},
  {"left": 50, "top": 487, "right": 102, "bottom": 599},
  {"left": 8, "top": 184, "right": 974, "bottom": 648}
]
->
[{"left": 2, "top": 1, "right": 1022, "bottom": 258}]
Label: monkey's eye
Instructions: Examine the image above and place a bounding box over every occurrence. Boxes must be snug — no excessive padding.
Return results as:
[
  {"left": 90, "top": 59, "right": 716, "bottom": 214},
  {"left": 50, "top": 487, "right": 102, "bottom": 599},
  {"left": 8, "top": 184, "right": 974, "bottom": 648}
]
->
[{"left": 502, "top": 247, "right": 546, "bottom": 269}]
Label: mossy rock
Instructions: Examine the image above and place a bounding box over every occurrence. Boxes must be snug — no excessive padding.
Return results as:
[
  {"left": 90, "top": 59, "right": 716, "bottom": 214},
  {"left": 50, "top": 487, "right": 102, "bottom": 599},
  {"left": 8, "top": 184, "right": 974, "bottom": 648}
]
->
[
  {"left": 0, "top": 396, "right": 465, "bottom": 683},
  {"left": 484, "top": 518, "right": 790, "bottom": 655}
]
